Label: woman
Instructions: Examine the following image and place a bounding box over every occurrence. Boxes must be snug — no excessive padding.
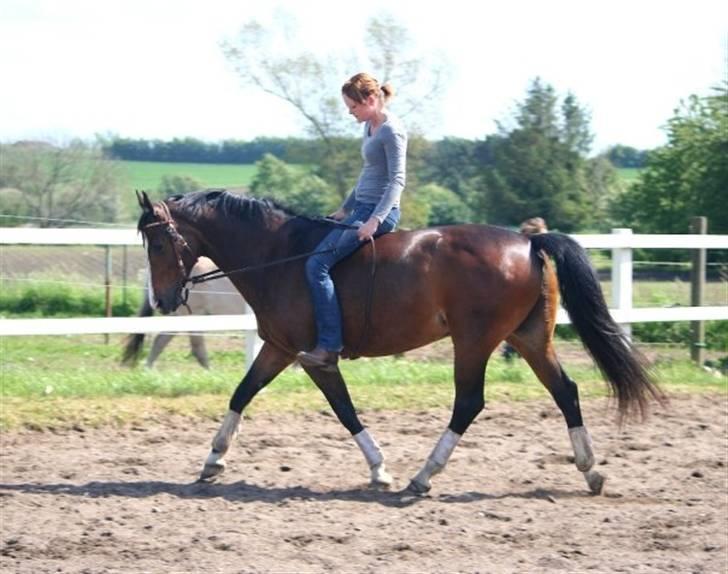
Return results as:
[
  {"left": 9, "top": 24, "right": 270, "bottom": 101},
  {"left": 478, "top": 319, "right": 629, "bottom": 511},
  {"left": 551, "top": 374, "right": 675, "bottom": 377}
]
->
[{"left": 298, "top": 72, "right": 408, "bottom": 369}]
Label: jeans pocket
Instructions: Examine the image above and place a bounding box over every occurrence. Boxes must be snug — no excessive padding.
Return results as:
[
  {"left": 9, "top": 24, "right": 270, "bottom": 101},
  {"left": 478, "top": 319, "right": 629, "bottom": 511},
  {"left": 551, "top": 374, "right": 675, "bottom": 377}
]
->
[{"left": 378, "top": 208, "right": 400, "bottom": 235}]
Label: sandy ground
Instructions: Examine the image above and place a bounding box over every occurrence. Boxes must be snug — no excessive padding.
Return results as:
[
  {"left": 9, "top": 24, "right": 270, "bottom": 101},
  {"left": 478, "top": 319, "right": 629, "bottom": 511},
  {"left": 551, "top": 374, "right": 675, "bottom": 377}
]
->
[{"left": 1, "top": 394, "right": 726, "bottom": 574}]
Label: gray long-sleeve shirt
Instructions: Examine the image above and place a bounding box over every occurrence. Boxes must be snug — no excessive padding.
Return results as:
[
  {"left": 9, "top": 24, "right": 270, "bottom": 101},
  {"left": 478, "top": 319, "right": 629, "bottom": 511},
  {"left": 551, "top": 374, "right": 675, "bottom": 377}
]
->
[{"left": 341, "top": 112, "right": 407, "bottom": 223}]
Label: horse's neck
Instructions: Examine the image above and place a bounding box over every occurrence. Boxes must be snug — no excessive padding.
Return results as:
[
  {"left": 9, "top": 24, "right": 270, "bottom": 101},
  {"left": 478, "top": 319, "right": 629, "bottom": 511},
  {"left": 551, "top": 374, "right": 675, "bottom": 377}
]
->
[{"left": 183, "top": 212, "right": 290, "bottom": 307}]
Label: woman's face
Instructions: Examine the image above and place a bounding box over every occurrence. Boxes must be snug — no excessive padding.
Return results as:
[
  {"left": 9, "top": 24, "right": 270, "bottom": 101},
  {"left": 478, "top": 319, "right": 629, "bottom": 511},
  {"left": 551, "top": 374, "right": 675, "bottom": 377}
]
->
[{"left": 342, "top": 93, "right": 378, "bottom": 123}]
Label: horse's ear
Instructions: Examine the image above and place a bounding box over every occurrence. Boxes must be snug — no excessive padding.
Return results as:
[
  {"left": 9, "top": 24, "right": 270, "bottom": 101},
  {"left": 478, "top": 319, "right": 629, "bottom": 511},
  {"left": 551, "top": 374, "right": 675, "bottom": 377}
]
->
[{"left": 136, "top": 190, "right": 154, "bottom": 212}]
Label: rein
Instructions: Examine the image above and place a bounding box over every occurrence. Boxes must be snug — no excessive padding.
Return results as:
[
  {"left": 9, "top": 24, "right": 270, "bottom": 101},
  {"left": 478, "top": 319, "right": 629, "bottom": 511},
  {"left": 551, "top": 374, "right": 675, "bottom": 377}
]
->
[
  {"left": 143, "top": 213, "right": 379, "bottom": 354},
  {"left": 186, "top": 218, "right": 367, "bottom": 285}
]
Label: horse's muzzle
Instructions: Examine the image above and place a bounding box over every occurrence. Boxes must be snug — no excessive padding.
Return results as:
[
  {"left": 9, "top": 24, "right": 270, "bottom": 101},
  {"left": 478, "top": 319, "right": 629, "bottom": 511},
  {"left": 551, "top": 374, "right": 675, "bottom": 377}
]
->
[{"left": 156, "top": 285, "right": 187, "bottom": 314}]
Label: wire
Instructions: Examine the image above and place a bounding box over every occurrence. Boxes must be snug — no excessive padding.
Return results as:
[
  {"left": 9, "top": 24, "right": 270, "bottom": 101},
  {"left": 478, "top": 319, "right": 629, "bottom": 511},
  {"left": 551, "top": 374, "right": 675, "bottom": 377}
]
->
[
  {"left": 0, "top": 214, "right": 135, "bottom": 227},
  {"left": 0, "top": 276, "right": 241, "bottom": 297}
]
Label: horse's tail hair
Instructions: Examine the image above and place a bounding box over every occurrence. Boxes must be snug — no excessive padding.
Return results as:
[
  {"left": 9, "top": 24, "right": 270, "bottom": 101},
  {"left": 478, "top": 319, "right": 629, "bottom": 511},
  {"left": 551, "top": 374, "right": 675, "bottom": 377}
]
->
[
  {"left": 530, "top": 232, "right": 665, "bottom": 420},
  {"left": 121, "top": 296, "right": 155, "bottom": 366}
]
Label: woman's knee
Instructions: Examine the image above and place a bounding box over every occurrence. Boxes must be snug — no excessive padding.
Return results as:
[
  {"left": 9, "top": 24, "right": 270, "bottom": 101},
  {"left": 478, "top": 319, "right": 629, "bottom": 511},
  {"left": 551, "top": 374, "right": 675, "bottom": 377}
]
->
[{"left": 305, "top": 255, "right": 329, "bottom": 280}]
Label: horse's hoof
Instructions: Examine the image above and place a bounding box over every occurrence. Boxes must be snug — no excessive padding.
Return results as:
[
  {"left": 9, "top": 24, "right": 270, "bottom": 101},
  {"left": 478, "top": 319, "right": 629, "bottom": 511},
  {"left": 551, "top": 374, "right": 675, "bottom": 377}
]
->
[
  {"left": 369, "top": 476, "right": 393, "bottom": 490},
  {"left": 370, "top": 465, "right": 394, "bottom": 489},
  {"left": 584, "top": 469, "right": 605, "bottom": 495},
  {"left": 406, "top": 479, "right": 431, "bottom": 495},
  {"left": 199, "top": 462, "right": 225, "bottom": 482}
]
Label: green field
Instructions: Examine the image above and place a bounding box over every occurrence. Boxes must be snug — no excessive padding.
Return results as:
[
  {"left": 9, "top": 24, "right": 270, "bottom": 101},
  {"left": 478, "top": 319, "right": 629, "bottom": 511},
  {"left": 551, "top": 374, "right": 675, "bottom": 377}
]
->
[
  {"left": 116, "top": 160, "right": 258, "bottom": 221},
  {"left": 119, "top": 160, "right": 258, "bottom": 191},
  {"left": 0, "top": 335, "right": 724, "bottom": 430}
]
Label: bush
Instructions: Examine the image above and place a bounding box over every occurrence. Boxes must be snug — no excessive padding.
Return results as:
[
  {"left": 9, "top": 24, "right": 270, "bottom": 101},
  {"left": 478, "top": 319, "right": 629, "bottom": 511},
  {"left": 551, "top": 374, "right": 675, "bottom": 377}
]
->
[
  {"left": 556, "top": 321, "right": 727, "bottom": 351},
  {"left": 0, "top": 282, "right": 142, "bottom": 318}
]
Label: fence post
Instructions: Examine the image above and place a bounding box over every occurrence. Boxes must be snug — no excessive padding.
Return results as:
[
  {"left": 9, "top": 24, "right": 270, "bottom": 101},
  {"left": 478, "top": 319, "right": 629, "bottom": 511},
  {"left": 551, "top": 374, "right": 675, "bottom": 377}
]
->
[
  {"left": 245, "top": 301, "right": 263, "bottom": 373},
  {"left": 104, "top": 245, "right": 112, "bottom": 344},
  {"left": 611, "top": 228, "right": 633, "bottom": 338},
  {"left": 690, "top": 216, "right": 707, "bottom": 366},
  {"left": 122, "top": 245, "right": 128, "bottom": 308}
]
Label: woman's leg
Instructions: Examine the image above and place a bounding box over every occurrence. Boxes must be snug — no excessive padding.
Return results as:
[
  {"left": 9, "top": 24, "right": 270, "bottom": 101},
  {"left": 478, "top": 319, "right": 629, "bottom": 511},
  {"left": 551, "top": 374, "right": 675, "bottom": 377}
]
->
[{"left": 301, "top": 205, "right": 374, "bottom": 364}]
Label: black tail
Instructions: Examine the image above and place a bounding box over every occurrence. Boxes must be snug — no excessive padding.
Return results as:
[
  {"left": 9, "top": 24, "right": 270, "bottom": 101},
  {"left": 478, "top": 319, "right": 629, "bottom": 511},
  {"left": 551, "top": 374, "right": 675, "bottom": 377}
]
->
[
  {"left": 121, "top": 295, "right": 154, "bottom": 366},
  {"left": 530, "top": 232, "right": 665, "bottom": 419}
]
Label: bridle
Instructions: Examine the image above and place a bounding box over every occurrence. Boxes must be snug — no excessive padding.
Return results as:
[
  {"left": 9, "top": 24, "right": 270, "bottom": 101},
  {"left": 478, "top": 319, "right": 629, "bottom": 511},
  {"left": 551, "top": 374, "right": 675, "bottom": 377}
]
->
[{"left": 140, "top": 203, "right": 195, "bottom": 307}]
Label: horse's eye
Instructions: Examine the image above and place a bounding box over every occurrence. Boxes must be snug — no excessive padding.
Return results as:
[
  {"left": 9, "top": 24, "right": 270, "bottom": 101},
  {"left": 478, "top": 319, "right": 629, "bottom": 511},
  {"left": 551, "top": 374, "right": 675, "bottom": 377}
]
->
[{"left": 150, "top": 241, "right": 164, "bottom": 254}]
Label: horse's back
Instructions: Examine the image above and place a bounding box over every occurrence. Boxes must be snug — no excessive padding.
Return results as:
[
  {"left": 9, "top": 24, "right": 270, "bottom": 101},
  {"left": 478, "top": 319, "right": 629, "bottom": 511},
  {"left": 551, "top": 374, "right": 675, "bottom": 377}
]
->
[{"left": 336, "top": 224, "right": 544, "bottom": 355}]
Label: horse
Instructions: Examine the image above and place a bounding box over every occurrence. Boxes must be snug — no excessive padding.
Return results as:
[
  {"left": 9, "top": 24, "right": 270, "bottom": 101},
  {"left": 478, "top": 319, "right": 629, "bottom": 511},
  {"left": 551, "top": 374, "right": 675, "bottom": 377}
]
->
[
  {"left": 121, "top": 257, "right": 245, "bottom": 369},
  {"left": 136, "top": 189, "right": 663, "bottom": 495}
]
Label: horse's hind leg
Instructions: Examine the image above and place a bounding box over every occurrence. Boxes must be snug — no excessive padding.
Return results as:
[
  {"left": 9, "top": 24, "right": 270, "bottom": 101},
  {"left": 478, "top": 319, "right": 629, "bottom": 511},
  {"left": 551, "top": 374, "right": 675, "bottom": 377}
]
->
[
  {"left": 146, "top": 333, "right": 174, "bottom": 368},
  {"left": 189, "top": 334, "right": 210, "bottom": 369},
  {"left": 302, "top": 365, "right": 393, "bottom": 488},
  {"left": 507, "top": 328, "right": 605, "bottom": 494}
]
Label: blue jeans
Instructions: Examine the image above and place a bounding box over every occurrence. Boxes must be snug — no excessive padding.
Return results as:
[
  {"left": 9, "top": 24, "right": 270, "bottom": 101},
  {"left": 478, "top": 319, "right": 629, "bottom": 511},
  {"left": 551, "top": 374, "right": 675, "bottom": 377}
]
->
[{"left": 305, "top": 202, "right": 400, "bottom": 351}]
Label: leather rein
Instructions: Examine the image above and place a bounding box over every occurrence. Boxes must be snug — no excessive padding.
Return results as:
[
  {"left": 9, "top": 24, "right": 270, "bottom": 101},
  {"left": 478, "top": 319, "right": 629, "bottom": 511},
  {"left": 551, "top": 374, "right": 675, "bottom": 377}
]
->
[{"left": 141, "top": 213, "right": 378, "bottom": 353}]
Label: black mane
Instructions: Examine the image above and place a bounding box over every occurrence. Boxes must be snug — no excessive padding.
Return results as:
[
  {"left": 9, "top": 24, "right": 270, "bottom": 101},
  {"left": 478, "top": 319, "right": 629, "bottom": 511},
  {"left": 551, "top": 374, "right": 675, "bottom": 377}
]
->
[{"left": 164, "top": 189, "right": 333, "bottom": 249}]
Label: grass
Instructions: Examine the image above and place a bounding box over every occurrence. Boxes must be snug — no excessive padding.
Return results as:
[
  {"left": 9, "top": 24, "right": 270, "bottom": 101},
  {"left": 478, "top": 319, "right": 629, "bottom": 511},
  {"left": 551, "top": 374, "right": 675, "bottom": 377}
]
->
[
  {"left": 115, "top": 160, "right": 259, "bottom": 222},
  {"left": 119, "top": 160, "right": 258, "bottom": 192},
  {"left": 1, "top": 335, "right": 724, "bottom": 431}
]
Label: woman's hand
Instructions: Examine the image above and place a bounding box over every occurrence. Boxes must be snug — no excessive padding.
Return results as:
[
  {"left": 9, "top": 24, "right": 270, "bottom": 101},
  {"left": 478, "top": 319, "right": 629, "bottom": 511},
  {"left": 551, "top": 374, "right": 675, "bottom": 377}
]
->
[
  {"left": 329, "top": 208, "right": 348, "bottom": 221},
  {"left": 357, "top": 217, "right": 379, "bottom": 241}
]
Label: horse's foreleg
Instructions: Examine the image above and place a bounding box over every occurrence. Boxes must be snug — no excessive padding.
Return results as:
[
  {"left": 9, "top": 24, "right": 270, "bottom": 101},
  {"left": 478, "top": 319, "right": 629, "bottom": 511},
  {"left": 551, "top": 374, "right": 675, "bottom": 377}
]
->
[
  {"left": 199, "top": 342, "right": 294, "bottom": 482},
  {"left": 302, "top": 365, "right": 393, "bottom": 488},
  {"left": 409, "top": 350, "right": 486, "bottom": 494}
]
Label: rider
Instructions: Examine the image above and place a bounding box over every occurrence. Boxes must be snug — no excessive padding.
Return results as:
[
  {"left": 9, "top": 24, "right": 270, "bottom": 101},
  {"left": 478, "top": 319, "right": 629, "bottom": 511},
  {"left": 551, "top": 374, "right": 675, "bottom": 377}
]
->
[{"left": 297, "top": 72, "right": 408, "bottom": 369}]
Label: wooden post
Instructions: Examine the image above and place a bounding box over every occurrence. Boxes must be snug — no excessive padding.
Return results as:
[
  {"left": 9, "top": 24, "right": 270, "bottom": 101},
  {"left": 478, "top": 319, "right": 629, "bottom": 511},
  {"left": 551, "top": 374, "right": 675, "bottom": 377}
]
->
[
  {"left": 104, "top": 245, "right": 112, "bottom": 344},
  {"left": 122, "top": 245, "right": 128, "bottom": 308},
  {"left": 690, "top": 216, "right": 707, "bottom": 366}
]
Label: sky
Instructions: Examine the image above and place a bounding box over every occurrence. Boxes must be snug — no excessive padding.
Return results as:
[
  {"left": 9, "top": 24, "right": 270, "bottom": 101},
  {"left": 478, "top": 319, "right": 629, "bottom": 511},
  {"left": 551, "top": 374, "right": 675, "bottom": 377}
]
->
[{"left": 1, "top": 0, "right": 726, "bottom": 153}]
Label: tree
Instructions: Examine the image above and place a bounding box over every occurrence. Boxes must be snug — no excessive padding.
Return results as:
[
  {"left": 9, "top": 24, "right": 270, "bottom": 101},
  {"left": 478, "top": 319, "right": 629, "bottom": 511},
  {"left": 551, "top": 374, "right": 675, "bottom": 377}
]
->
[
  {"left": 249, "top": 154, "right": 339, "bottom": 216},
  {"left": 420, "top": 137, "right": 482, "bottom": 204},
  {"left": 157, "top": 175, "right": 204, "bottom": 199},
  {"left": 0, "top": 141, "right": 122, "bottom": 227},
  {"left": 603, "top": 144, "right": 649, "bottom": 168},
  {"left": 220, "top": 13, "right": 447, "bottom": 198},
  {"left": 417, "top": 183, "right": 473, "bottom": 226},
  {"left": 610, "top": 84, "right": 728, "bottom": 238},
  {"left": 473, "top": 78, "right": 614, "bottom": 231}
]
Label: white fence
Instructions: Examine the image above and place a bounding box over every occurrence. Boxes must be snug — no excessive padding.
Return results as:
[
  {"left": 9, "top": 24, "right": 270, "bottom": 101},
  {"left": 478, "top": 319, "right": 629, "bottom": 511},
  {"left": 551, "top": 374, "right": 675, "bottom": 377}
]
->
[{"left": 2, "top": 227, "right": 727, "bottom": 368}]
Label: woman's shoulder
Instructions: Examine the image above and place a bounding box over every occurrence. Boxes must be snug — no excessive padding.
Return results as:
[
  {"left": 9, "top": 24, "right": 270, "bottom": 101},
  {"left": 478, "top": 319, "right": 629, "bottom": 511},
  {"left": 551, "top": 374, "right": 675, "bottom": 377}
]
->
[{"left": 381, "top": 113, "right": 407, "bottom": 139}]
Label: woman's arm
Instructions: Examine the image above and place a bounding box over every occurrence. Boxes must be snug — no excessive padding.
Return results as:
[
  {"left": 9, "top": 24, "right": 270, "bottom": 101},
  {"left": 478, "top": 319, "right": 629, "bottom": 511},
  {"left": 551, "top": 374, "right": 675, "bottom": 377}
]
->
[{"left": 371, "top": 126, "right": 407, "bottom": 224}]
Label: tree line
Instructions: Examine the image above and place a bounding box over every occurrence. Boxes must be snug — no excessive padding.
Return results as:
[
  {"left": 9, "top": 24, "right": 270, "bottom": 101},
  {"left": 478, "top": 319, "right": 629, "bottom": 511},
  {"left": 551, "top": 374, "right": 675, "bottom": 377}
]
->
[
  {"left": 1, "top": 78, "right": 725, "bottom": 251},
  {"left": 103, "top": 136, "right": 320, "bottom": 165}
]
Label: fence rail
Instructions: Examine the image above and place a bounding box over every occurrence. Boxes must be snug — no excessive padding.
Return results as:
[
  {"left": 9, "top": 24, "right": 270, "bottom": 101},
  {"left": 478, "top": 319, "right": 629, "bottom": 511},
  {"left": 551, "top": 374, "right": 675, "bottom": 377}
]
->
[
  {"left": 2, "top": 227, "right": 727, "bottom": 249},
  {"left": 2, "top": 226, "right": 727, "bottom": 367}
]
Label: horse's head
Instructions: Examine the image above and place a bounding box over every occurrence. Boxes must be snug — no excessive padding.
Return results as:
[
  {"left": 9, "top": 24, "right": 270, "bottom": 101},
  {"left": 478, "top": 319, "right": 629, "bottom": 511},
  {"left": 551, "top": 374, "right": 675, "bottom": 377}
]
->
[{"left": 136, "top": 191, "right": 198, "bottom": 314}]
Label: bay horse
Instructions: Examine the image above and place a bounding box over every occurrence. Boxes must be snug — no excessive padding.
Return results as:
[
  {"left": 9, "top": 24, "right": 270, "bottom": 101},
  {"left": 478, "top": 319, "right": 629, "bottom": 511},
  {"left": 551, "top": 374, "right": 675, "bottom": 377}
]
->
[
  {"left": 121, "top": 257, "right": 244, "bottom": 369},
  {"left": 136, "top": 189, "right": 662, "bottom": 495}
]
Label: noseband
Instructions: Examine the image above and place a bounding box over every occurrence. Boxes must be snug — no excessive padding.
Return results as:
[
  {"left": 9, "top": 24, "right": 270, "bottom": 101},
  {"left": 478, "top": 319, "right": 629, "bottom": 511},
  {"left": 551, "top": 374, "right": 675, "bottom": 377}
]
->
[{"left": 141, "top": 205, "right": 194, "bottom": 306}]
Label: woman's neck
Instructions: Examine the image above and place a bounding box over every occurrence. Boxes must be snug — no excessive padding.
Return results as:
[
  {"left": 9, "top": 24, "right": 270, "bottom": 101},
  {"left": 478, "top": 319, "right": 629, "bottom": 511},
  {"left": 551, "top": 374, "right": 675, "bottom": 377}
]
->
[{"left": 369, "top": 108, "right": 387, "bottom": 133}]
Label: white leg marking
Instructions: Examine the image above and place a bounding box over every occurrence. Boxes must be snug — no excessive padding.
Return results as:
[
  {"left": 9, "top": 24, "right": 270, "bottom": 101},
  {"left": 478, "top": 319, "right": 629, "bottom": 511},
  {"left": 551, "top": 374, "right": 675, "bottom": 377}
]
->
[
  {"left": 354, "top": 429, "right": 393, "bottom": 486},
  {"left": 568, "top": 426, "right": 595, "bottom": 472},
  {"left": 410, "top": 429, "right": 462, "bottom": 492},
  {"left": 212, "top": 410, "right": 241, "bottom": 453},
  {"left": 200, "top": 410, "right": 240, "bottom": 481}
]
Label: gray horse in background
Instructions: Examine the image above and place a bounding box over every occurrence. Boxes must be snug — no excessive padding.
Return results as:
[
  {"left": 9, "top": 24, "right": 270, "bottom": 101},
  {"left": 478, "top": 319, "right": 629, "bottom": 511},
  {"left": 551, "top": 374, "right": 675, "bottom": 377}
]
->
[{"left": 122, "top": 257, "right": 244, "bottom": 368}]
